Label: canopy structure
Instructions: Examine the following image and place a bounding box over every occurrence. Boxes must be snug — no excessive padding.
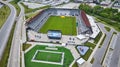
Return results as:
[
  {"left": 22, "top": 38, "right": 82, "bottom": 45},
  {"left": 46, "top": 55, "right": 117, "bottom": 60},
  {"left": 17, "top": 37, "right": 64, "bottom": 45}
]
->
[
  {"left": 76, "top": 34, "right": 86, "bottom": 40},
  {"left": 77, "top": 58, "right": 85, "bottom": 65}
]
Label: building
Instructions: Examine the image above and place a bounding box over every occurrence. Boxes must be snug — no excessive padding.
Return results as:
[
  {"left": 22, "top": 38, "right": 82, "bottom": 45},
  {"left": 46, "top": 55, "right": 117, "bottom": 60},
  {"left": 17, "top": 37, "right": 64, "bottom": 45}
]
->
[
  {"left": 113, "top": 0, "right": 120, "bottom": 7},
  {"left": 47, "top": 30, "right": 62, "bottom": 39},
  {"left": 74, "top": 0, "right": 94, "bottom": 3}
]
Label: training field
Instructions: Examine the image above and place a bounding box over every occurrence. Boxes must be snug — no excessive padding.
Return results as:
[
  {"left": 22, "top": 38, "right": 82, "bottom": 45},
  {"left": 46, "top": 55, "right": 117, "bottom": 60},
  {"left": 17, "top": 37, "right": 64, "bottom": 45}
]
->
[
  {"left": 25, "top": 45, "right": 74, "bottom": 67},
  {"left": 34, "top": 50, "right": 62, "bottom": 62},
  {"left": 39, "top": 16, "right": 77, "bottom": 35}
]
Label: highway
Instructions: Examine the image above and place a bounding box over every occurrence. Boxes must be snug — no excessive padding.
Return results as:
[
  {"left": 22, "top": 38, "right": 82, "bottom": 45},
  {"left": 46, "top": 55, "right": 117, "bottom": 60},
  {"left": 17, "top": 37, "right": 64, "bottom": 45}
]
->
[
  {"left": 7, "top": 2, "right": 25, "bottom": 67},
  {"left": 0, "top": 1, "right": 16, "bottom": 60}
]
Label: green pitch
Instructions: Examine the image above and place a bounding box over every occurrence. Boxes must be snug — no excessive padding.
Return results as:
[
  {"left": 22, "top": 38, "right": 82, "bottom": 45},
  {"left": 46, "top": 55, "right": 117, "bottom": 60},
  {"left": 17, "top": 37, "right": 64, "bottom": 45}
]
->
[
  {"left": 39, "top": 16, "right": 77, "bottom": 35},
  {"left": 35, "top": 51, "right": 62, "bottom": 62},
  {"left": 25, "top": 45, "right": 74, "bottom": 67}
]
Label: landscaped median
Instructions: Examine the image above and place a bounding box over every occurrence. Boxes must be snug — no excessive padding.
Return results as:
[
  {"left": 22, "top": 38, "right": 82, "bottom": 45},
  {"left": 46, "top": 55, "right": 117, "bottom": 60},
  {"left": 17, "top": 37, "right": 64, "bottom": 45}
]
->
[
  {"left": 94, "top": 32, "right": 103, "bottom": 44},
  {"left": 104, "top": 26, "right": 111, "bottom": 32},
  {"left": 99, "top": 34, "right": 106, "bottom": 48},
  {"left": 0, "top": 5, "right": 10, "bottom": 28}
]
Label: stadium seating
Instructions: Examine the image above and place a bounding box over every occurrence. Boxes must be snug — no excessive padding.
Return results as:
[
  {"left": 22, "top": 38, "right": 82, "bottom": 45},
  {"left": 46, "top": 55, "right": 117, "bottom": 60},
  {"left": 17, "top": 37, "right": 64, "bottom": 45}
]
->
[{"left": 26, "top": 8, "right": 93, "bottom": 35}]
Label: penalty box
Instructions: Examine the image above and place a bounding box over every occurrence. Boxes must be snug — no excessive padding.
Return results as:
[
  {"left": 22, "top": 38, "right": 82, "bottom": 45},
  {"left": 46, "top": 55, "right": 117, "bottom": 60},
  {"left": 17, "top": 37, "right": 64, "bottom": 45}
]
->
[{"left": 31, "top": 50, "right": 64, "bottom": 65}]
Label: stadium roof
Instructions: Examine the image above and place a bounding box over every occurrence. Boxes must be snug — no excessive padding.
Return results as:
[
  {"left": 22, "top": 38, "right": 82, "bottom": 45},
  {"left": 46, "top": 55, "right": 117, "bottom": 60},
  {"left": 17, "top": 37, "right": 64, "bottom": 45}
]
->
[
  {"left": 81, "top": 11, "right": 91, "bottom": 27},
  {"left": 77, "top": 34, "right": 87, "bottom": 40},
  {"left": 54, "top": 3, "right": 80, "bottom": 9},
  {"left": 86, "top": 15, "right": 100, "bottom": 38}
]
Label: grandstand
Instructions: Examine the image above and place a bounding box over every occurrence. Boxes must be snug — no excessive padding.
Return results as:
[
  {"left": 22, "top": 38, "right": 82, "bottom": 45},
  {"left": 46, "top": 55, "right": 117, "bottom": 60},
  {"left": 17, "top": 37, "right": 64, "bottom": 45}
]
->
[{"left": 26, "top": 8, "right": 93, "bottom": 36}]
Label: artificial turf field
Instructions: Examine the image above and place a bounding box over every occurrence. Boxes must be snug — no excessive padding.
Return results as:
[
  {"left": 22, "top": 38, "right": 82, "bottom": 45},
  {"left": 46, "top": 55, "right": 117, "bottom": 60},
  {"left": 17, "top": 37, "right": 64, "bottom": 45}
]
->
[
  {"left": 39, "top": 16, "right": 77, "bottom": 35},
  {"left": 25, "top": 45, "right": 74, "bottom": 67},
  {"left": 35, "top": 51, "right": 62, "bottom": 62}
]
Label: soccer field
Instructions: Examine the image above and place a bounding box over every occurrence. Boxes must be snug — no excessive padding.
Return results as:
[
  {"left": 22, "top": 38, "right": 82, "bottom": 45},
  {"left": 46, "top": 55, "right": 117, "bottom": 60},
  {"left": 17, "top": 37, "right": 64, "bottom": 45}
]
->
[
  {"left": 34, "top": 51, "right": 62, "bottom": 62},
  {"left": 39, "top": 16, "right": 77, "bottom": 35}
]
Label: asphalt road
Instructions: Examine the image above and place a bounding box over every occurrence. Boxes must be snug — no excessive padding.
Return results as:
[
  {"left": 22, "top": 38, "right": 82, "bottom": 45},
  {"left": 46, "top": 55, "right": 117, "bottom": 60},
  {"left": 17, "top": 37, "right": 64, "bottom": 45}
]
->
[
  {"left": 0, "top": 1, "right": 16, "bottom": 60},
  {"left": 92, "top": 23, "right": 113, "bottom": 67},
  {"left": 109, "top": 33, "right": 120, "bottom": 67},
  {"left": 7, "top": 2, "right": 25, "bottom": 67}
]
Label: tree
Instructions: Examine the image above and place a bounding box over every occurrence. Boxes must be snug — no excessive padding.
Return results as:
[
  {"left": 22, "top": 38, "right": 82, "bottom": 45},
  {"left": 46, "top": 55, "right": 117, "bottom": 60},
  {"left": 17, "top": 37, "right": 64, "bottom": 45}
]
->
[
  {"left": 93, "top": 5, "right": 103, "bottom": 15},
  {"left": 79, "top": 4, "right": 92, "bottom": 14}
]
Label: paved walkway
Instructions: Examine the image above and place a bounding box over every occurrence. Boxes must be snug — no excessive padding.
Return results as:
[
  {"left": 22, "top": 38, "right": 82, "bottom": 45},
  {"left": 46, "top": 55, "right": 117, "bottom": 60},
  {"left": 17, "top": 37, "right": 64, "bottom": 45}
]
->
[
  {"left": 28, "top": 32, "right": 82, "bottom": 45},
  {"left": 66, "top": 45, "right": 80, "bottom": 67}
]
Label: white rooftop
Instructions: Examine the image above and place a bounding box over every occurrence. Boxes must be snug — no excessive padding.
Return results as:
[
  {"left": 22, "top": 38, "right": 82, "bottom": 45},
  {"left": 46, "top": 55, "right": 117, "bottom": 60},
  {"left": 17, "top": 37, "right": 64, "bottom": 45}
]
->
[
  {"left": 87, "top": 15, "right": 100, "bottom": 38},
  {"left": 77, "top": 58, "right": 85, "bottom": 65},
  {"left": 77, "top": 34, "right": 87, "bottom": 40},
  {"left": 55, "top": 2, "right": 80, "bottom": 9},
  {"left": 23, "top": 2, "right": 47, "bottom": 9}
]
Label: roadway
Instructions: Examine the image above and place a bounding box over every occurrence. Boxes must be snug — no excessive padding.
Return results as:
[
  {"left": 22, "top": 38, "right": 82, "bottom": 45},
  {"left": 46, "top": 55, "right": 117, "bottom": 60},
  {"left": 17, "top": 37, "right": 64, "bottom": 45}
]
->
[
  {"left": 109, "top": 33, "right": 120, "bottom": 67},
  {"left": 0, "top": 1, "right": 16, "bottom": 60},
  {"left": 92, "top": 23, "right": 114, "bottom": 67},
  {"left": 107, "top": 0, "right": 116, "bottom": 8},
  {"left": 7, "top": 2, "right": 25, "bottom": 67}
]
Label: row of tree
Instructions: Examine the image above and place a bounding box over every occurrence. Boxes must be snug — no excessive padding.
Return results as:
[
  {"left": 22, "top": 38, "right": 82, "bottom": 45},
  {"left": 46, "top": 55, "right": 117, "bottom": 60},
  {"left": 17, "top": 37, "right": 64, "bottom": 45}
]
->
[
  {"left": 14, "top": 0, "right": 20, "bottom": 3},
  {"left": 79, "top": 4, "right": 120, "bottom": 22}
]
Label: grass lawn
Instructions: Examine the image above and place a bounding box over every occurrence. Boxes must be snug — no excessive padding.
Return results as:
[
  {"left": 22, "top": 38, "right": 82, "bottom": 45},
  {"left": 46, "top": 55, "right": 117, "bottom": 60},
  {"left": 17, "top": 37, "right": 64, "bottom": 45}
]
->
[
  {"left": 25, "top": 45, "right": 74, "bottom": 67},
  {"left": 81, "top": 49, "right": 92, "bottom": 61},
  {"left": 39, "top": 16, "right": 77, "bottom": 35},
  {"left": 25, "top": 11, "right": 39, "bottom": 19},
  {"left": 72, "top": 62, "right": 78, "bottom": 67},
  {"left": 94, "top": 32, "right": 102, "bottom": 44},
  {"left": 23, "top": 44, "right": 32, "bottom": 51},
  {"left": 35, "top": 51, "right": 62, "bottom": 62},
  {"left": 84, "top": 42, "right": 95, "bottom": 49},
  {"left": 0, "top": 5, "right": 10, "bottom": 28}
]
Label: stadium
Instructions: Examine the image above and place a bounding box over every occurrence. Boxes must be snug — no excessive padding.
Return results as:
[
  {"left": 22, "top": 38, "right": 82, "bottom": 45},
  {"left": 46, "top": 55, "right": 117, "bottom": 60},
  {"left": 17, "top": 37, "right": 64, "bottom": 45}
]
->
[
  {"left": 24, "top": 8, "right": 100, "bottom": 67},
  {"left": 26, "top": 8, "right": 94, "bottom": 44}
]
